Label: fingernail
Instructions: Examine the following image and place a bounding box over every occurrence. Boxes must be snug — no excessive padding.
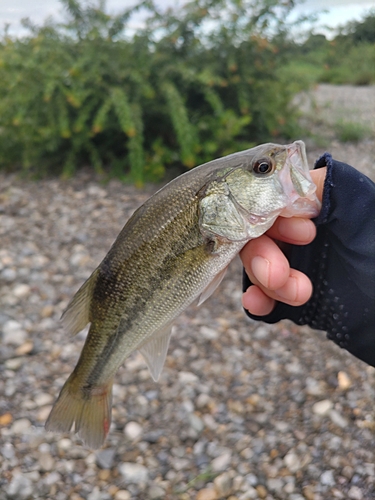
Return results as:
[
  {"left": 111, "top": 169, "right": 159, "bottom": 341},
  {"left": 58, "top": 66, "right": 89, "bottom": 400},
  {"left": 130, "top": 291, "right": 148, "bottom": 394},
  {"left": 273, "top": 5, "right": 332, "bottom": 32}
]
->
[
  {"left": 275, "top": 276, "right": 297, "bottom": 301},
  {"left": 251, "top": 256, "right": 270, "bottom": 287}
]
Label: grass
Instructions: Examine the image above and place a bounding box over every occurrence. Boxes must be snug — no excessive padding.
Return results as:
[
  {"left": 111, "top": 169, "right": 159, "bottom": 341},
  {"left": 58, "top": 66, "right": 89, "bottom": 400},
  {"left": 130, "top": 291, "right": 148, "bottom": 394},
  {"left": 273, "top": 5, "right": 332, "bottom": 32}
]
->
[{"left": 333, "top": 120, "right": 372, "bottom": 143}]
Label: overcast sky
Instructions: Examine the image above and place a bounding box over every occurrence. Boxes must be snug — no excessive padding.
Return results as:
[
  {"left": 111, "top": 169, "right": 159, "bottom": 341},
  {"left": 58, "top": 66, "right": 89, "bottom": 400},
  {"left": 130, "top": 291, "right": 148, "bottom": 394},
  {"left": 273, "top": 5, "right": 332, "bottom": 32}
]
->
[{"left": 1, "top": 0, "right": 375, "bottom": 37}]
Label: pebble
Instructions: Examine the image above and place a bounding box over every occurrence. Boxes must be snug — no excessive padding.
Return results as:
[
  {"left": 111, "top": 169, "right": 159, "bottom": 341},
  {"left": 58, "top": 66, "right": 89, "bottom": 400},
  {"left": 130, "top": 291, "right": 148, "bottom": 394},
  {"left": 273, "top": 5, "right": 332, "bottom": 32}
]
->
[
  {"left": 6, "top": 473, "right": 33, "bottom": 499},
  {"left": 196, "top": 488, "right": 218, "bottom": 500},
  {"left": 320, "top": 470, "right": 335, "bottom": 486},
  {"left": 312, "top": 399, "right": 334, "bottom": 416},
  {"left": 34, "top": 392, "right": 54, "bottom": 406},
  {"left": 124, "top": 421, "right": 143, "bottom": 440},
  {"left": 0, "top": 143, "right": 374, "bottom": 500},
  {"left": 2, "top": 320, "right": 27, "bottom": 345},
  {"left": 11, "top": 418, "right": 31, "bottom": 434},
  {"left": 96, "top": 448, "right": 116, "bottom": 469},
  {"left": 238, "top": 488, "right": 258, "bottom": 500},
  {"left": 118, "top": 463, "right": 149, "bottom": 484},
  {"left": 337, "top": 371, "right": 352, "bottom": 390},
  {"left": 211, "top": 451, "right": 232, "bottom": 471},
  {"left": 348, "top": 486, "right": 363, "bottom": 500},
  {"left": 39, "top": 452, "right": 55, "bottom": 471},
  {"left": 178, "top": 371, "right": 199, "bottom": 383},
  {"left": 13, "top": 284, "right": 31, "bottom": 298},
  {"left": 284, "top": 452, "right": 302, "bottom": 473},
  {"left": 5, "top": 358, "right": 24, "bottom": 370},
  {"left": 15, "top": 340, "right": 34, "bottom": 356},
  {"left": 148, "top": 485, "right": 165, "bottom": 499},
  {"left": 329, "top": 409, "right": 348, "bottom": 428},
  {"left": 114, "top": 491, "right": 131, "bottom": 500},
  {"left": 214, "top": 472, "right": 232, "bottom": 496}
]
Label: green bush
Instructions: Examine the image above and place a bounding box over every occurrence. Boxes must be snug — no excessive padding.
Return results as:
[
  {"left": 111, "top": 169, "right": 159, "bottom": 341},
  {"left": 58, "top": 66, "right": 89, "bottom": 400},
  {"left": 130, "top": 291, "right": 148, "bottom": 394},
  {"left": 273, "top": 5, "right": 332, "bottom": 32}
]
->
[{"left": 0, "top": 0, "right": 305, "bottom": 183}]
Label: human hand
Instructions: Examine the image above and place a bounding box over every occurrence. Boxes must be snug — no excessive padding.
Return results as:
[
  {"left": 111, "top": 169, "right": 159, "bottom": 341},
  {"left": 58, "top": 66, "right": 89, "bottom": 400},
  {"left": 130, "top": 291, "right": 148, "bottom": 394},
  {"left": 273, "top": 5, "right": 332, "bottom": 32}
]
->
[{"left": 240, "top": 168, "right": 326, "bottom": 316}]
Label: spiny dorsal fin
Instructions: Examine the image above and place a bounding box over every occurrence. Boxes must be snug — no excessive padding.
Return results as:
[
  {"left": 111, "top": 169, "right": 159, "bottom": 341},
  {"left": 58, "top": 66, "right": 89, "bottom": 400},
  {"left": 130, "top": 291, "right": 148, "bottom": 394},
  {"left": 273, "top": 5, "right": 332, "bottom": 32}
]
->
[
  {"left": 197, "top": 266, "right": 228, "bottom": 307},
  {"left": 61, "top": 269, "right": 99, "bottom": 336},
  {"left": 139, "top": 324, "right": 174, "bottom": 382}
]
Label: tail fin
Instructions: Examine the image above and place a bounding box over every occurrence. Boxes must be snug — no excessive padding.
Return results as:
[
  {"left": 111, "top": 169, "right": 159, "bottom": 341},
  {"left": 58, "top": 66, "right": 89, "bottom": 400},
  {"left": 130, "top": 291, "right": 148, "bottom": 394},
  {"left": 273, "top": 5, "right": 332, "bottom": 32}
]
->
[{"left": 45, "top": 374, "right": 113, "bottom": 449}]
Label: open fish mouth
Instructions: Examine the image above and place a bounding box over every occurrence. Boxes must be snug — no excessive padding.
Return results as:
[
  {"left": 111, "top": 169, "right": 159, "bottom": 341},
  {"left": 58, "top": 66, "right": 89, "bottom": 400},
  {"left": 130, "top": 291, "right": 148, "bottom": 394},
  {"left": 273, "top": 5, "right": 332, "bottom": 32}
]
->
[{"left": 279, "top": 141, "right": 321, "bottom": 218}]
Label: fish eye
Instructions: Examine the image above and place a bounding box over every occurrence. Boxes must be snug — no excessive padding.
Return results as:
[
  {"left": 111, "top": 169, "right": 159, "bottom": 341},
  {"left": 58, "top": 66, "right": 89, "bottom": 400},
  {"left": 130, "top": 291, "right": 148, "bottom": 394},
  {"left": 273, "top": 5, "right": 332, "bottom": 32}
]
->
[{"left": 252, "top": 158, "right": 274, "bottom": 175}]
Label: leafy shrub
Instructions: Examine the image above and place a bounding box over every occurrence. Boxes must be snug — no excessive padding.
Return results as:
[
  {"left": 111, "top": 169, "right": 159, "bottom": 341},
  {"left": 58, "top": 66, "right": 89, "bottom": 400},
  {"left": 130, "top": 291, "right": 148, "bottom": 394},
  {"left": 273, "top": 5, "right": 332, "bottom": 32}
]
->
[{"left": 0, "top": 0, "right": 304, "bottom": 183}]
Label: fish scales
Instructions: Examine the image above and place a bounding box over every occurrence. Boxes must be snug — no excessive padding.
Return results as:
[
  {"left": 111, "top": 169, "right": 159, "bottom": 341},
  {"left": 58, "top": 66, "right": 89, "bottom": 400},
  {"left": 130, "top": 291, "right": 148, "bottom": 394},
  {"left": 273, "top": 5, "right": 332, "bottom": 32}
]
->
[{"left": 46, "top": 140, "right": 320, "bottom": 448}]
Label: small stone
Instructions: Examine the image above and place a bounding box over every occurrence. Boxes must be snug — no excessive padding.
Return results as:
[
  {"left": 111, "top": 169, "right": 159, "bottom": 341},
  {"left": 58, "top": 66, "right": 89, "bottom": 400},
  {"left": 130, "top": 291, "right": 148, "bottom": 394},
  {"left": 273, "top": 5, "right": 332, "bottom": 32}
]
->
[
  {"left": 329, "top": 409, "right": 348, "bottom": 428},
  {"left": 284, "top": 452, "right": 301, "bottom": 473},
  {"left": 211, "top": 451, "right": 232, "bottom": 471},
  {"left": 189, "top": 413, "right": 204, "bottom": 433},
  {"left": 178, "top": 371, "right": 198, "bottom": 384},
  {"left": 200, "top": 326, "right": 219, "bottom": 339},
  {"left": 0, "top": 412, "right": 13, "bottom": 426},
  {"left": 124, "top": 421, "right": 143, "bottom": 440},
  {"left": 267, "top": 478, "right": 284, "bottom": 491},
  {"left": 34, "top": 393, "right": 54, "bottom": 407},
  {"left": 320, "top": 470, "right": 335, "bottom": 486},
  {"left": 37, "top": 405, "right": 52, "bottom": 422},
  {"left": 115, "top": 491, "right": 131, "bottom": 500},
  {"left": 57, "top": 438, "right": 72, "bottom": 451},
  {"left": 148, "top": 485, "right": 165, "bottom": 499},
  {"left": 348, "top": 486, "right": 363, "bottom": 500},
  {"left": 5, "top": 358, "right": 24, "bottom": 370},
  {"left": 15, "top": 341, "right": 34, "bottom": 356},
  {"left": 6, "top": 473, "right": 33, "bottom": 499},
  {"left": 256, "top": 485, "right": 267, "bottom": 498},
  {"left": 87, "top": 487, "right": 101, "bottom": 500},
  {"left": 196, "top": 488, "right": 218, "bottom": 500},
  {"left": 39, "top": 453, "right": 55, "bottom": 472},
  {"left": 196, "top": 393, "right": 211, "bottom": 408},
  {"left": 312, "top": 399, "right": 333, "bottom": 416},
  {"left": 119, "top": 462, "right": 149, "bottom": 484},
  {"left": 238, "top": 488, "right": 258, "bottom": 500},
  {"left": 41, "top": 305, "right": 54, "bottom": 318},
  {"left": 98, "top": 469, "right": 111, "bottom": 481},
  {"left": 13, "top": 284, "right": 31, "bottom": 298},
  {"left": 11, "top": 418, "right": 31, "bottom": 434},
  {"left": 96, "top": 448, "right": 116, "bottom": 469},
  {"left": 214, "top": 472, "right": 232, "bottom": 496},
  {"left": 3, "top": 320, "right": 27, "bottom": 345},
  {"left": 302, "top": 485, "right": 315, "bottom": 500},
  {"left": 337, "top": 371, "right": 351, "bottom": 390}
]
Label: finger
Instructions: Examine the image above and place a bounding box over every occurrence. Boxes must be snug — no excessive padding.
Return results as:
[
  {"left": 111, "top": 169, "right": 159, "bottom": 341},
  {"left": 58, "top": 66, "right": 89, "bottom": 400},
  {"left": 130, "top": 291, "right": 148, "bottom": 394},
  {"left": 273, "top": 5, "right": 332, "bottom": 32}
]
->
[
  {"left": 242, "top": 285, "right": 276, "bottom": 316},
  {"left": 240, "top": 235, "right": 290, "bottom": 290},
  {"left": 266, "top": 217, "right": 316, "bottom": 245},
  {"left": 259, "top": 268, "right": 313, "bottom": 307}
]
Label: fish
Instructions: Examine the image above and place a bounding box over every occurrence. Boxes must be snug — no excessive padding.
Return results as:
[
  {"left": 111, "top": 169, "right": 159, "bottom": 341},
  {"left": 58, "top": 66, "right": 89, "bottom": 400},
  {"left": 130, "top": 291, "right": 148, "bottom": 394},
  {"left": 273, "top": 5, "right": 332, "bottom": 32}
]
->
[{"left": 46, "top": 140, "right": 320, "bottom": 448}]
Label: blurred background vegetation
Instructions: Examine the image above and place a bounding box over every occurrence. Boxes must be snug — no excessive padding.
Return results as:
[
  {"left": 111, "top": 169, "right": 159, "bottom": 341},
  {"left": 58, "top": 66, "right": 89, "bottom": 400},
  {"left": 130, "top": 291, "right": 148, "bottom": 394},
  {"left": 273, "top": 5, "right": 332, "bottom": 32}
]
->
[{"left": 0, "top": 0, "right": 374, "bottom": 184}]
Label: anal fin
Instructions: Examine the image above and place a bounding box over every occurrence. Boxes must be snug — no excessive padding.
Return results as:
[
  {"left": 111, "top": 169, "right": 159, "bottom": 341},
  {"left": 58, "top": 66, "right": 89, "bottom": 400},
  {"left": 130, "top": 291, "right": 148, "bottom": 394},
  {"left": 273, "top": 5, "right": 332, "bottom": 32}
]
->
[{"left": 139, "top": 324, "right": 174, "bottom": 382}]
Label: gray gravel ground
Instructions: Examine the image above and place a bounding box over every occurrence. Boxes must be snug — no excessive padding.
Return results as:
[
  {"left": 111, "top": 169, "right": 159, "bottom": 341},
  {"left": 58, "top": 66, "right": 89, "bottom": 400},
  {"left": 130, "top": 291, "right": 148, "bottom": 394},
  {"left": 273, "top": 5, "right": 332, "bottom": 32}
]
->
[{"left": 1, "top": 85, "right": 374, "bottom": 500}]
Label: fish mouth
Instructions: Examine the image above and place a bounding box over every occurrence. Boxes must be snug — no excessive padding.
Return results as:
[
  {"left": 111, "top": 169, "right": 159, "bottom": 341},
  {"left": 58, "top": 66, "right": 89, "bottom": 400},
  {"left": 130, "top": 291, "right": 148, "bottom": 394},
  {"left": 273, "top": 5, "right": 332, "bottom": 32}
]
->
[{"left": 280, "top": 141, "right": 321, "bottom": 218}]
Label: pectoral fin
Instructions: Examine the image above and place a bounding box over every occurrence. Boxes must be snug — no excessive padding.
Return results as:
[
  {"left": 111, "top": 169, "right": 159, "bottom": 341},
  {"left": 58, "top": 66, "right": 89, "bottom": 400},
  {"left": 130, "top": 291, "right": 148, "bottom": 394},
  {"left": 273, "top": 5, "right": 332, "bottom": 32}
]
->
[
  {"left": 198, "top": 266, "right": 228, "bottom": 306},
  {"left": 139, "top": 324, "right": 174, "bottom": 382}
]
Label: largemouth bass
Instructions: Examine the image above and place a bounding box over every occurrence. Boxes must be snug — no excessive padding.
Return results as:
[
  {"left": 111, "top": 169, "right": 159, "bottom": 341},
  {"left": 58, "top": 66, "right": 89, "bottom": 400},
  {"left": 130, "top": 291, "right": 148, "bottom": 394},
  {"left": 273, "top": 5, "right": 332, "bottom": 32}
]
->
[{"left": 46, "top": 140, "right": 320, "bottom": 448}]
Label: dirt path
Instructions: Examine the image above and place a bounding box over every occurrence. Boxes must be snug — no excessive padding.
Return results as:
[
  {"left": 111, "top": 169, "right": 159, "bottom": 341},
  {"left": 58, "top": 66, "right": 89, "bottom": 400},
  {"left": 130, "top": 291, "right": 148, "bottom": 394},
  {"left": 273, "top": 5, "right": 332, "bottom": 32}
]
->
[{"left": 297, "top": 84, "right": 375, "bottom": 180}]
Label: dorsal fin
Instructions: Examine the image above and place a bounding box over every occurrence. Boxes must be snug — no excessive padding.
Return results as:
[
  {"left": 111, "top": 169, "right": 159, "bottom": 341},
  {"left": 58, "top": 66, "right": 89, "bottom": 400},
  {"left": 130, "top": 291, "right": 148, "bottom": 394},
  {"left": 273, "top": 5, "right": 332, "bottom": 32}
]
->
[
  {"left": 61, "top": 269, "right": 99, "bottom": 335},
  {"left": 197, "top": 266, "right": 228, "bottom": 307}
]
